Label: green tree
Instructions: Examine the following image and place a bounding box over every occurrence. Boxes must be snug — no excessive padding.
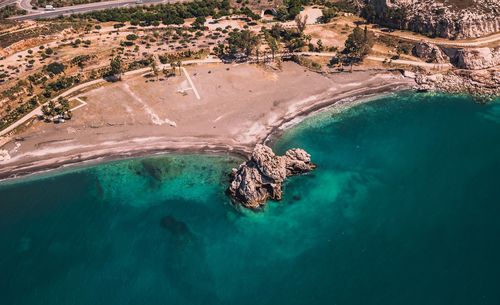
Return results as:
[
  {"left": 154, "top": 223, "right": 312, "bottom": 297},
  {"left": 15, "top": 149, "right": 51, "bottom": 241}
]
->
[
  {"left": 126, "top": 34, "right": 138, "bottom": 41},
  {"left": 46, "top": 62, "right": 65, "bottom": 75},
  {"left": 192, "top": 16, "right": 206, "bottom": 30},
  {"left": 320, "top": 7, "right": 338, "bottom": 23},
  {"left": 343, "top": 26, "right": 374, "bottom": 60},
  {"left": 317, "top": 39, "right": 324, "bottom": 52},
  {"left": 108, "top": 56, "right": 123, "bottom": 80},
  {"left": 227, "top": 30, "right": 259, "bottom": 57},
  {"left": 295, "top": 14, "right": 308, "bottom": 34},
  {"left": 265, "top": 34, "right": 279, "bottom": 61}
]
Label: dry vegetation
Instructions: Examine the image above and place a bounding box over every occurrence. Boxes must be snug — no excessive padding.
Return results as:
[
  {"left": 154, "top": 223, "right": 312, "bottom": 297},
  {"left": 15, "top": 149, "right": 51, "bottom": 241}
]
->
[{"left": 0, "top": 0, "right": 431, "bottom": 132}]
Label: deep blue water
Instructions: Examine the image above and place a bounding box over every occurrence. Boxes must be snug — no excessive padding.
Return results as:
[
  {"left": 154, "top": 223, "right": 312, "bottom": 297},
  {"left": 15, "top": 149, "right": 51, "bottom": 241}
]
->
[{"left": 1, "top": 93, "right": 500, "bottom": 305}]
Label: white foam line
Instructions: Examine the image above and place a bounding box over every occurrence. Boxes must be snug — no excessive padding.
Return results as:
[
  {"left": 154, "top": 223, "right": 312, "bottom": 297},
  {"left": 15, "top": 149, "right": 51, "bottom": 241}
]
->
[
  {"left": 181, "top": 67, "right": 201, "bottom": 100},
  {"left": 122, "top": 83, "right": 176, "bottom": 127}
]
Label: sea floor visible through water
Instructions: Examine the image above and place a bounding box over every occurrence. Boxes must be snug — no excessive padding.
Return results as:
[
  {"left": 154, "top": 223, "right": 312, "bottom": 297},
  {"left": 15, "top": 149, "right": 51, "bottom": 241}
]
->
[{"left": 1, "top": 92, "right": 499, "bottom": 305}]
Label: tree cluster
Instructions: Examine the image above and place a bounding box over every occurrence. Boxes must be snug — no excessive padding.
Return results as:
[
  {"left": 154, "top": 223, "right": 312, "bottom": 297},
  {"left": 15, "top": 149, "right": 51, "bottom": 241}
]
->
[
  {"left": 276, "top": 0, "right": 305, "bottom": 21},
  {"left": 216, "top": 29, "right": 259, "bottom": 58},
  {"left": 41, "top": 98, "right": 72, "bottom": 122},
  {"left": 0, "top": 5, "right": 26, "bottom": 19},
  {"left": 104, "top": 56, "right": 123, "bottom": 81},
  {"left": 79, "top": 0, "right": 232, "bottom": 26},
  {"left": 343, "top": 26, "right": 374, "bottom": 61},
  {"left": 45, "top": 62, "right": 66, "bottom": 75}
]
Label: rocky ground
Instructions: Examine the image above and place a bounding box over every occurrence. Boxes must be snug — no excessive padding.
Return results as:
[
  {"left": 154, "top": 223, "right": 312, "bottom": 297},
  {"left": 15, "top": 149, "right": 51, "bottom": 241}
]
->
[
  {"left": 360, "top": 0, "right": 500, "bottom": 39},
  {"left": 414, "top": 69, "right": 500, "bottom": 100},
  {"left": 409, "top": 40, "right": 500, "bottom": 98}
]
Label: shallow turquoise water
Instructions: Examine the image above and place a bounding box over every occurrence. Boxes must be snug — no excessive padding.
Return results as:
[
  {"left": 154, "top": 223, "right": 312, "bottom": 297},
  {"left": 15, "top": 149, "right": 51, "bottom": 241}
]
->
[{"left": 1, "top": 93, "right": 500, "bottom": 305}]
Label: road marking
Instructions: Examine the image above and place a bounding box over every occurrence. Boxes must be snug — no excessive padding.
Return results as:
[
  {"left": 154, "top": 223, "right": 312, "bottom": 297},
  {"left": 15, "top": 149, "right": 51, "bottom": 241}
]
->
[
  {"left": 71, "top": 97, "right": 88, "bottom": 111},
  {"left": 181, "top": 67, "right": 201, "bottom": 100}
]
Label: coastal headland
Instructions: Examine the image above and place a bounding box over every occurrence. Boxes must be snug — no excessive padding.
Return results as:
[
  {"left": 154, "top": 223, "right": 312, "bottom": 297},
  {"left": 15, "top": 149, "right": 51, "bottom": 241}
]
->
[{"left": 0, "top": 62, "right": 414, "bottom": 180}]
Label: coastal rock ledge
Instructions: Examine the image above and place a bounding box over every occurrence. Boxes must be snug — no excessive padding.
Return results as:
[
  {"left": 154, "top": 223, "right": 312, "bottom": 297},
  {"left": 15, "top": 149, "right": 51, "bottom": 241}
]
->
[{"left": 228, "top": 144, "right": 316, "bottom": 209}]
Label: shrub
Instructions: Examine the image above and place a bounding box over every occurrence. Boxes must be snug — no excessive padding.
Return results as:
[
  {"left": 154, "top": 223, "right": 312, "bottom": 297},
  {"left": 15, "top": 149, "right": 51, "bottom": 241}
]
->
[{"left": 126, "top": 34, "right": 138, "bottom": 41}]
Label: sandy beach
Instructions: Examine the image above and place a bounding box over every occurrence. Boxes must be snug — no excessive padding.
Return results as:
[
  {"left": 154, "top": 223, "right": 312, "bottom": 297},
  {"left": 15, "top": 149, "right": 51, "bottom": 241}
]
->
[{"left": 0, "top": 62, "right": 415, "bottom": 180}]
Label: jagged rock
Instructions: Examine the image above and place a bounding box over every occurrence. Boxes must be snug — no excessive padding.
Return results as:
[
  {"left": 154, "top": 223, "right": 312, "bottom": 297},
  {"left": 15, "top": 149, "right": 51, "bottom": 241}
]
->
[
  {"left": 454, "top": 47, "right": 500, "bottom": 70},
  {"left": 0, "top": 149, "right": 11, "bottom": 162},
  {"left": 413, "top": 41, "right": 449, "bottom": 63},
  {"left": 362, "top": 0, "right": 500, "bottom": 39},
  {"left": 415, "top": 69, "right": 500, "bottom": 99},
  {"left": 285, "top": 148, "right": 315, "bottom": 175},
  {"left": 228, "top": 144, "right": 315, "bottom": 209},
  {"left": 403, "top": 70, "right": 416, "bottom": 79}
]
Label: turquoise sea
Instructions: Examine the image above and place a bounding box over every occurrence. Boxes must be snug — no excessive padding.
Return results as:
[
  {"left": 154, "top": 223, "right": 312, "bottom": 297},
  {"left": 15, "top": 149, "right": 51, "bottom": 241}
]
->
[{"left": 1, "top": 93, "right": 500, "bottom": 305}]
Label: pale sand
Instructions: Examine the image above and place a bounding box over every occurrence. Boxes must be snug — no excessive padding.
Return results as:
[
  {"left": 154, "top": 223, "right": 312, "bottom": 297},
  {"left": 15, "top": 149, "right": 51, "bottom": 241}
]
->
[{"left": 0, "top": 62, "right": 415, "bottom": 180}]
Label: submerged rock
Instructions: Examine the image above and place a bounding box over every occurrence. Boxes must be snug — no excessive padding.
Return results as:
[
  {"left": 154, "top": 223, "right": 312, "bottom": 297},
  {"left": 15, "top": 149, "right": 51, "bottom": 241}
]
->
[
  {"left": 228, "top": 144, "right": 316, "bottom": 209},
  {"left": 161, "top": 216, "right": 191, "bottom": 236}
]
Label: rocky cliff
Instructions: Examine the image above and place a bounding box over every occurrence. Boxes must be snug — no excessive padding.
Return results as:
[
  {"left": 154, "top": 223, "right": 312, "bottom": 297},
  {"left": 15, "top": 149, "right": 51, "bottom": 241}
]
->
[
  {"left": 228, "top": 144, "right": 316, "bottom": 209},
  {"left": 412, "top": 42, "right": 500, "bottom": 70},
  {"left": 415, "top": 69, "right": 500, "bottom": 99},
  {"left": 454, "top": 47, "right": 500, "bottom": 70},
  {"left": 361, "top": 0, "right": 500, "bottom": 39},
  {"left": 413, "top": 41, "right": 449, "bottom": 63}
]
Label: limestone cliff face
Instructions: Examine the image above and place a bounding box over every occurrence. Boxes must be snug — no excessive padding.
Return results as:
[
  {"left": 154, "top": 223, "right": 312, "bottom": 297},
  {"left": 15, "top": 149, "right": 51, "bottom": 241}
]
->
[
  {"left": 415, "top": 69, "right": 500, "bottom": 98},
  {"left": 228, "top": 144, "right": 315, "bottom": 209},
  {"left": 454, "top": 47, "right": 500, "bottom": 70},
  {"left": 362, "top": 0, "right": 500, "bottom": 39},
  {"left": 413, "top": 41, "right": 449, "bottom": 63}
]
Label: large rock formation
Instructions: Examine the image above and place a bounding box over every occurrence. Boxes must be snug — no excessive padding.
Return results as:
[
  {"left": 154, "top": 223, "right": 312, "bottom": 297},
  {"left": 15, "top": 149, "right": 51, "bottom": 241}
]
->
[
  {"left": 413, "top": 41, "right": 449, "bottom": 63},
  {"left": 415, "top": 69, "right": 500, "bottom": 98},
  {"left": 454, "top": 47, "right": 500, "bottom": 70},
  {"left": 361, "top": 0, "right": 500, "bottom": 39},
  {"left": 228, "top": 144, "right": 316, "bottom": 209}
]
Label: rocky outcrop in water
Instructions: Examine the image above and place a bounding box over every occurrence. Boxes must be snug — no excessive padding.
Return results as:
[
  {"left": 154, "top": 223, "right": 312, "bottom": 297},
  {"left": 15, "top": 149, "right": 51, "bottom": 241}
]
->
[
  {"left": 228, "top": 144, "right": 316, "bottom": 209},
  {"left": 361, "top": 0, "right": 500, "bottom": 39},
  {"left": 413, "top": 41, "right": 449, "bottom": 63}
]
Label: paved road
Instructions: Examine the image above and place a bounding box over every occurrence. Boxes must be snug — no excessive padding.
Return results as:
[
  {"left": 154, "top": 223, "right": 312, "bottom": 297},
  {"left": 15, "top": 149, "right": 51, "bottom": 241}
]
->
[
  {"left": 296, "top": 52, "right": 452, "bottom": 69},
  {"left": 18, "top": 0, "right": 35, "bottom": 11},
  {"left": 365, "top": 55, "right": 452, "bottom": 69},
  {"left": 10, "top": 0, "right": 179, "bottom": 20},
  {"left": 370, "top": 28, "right": 500, "bottom": 48},
  {"left": 0, "top": 0, "right": 16, "bottom": 8}
]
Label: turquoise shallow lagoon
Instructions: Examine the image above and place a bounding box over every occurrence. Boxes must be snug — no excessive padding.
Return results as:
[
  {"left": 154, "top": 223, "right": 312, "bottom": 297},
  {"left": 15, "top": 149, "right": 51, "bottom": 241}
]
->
[{"left": 1, "top": 93, "right": 500, "bottom": 305}]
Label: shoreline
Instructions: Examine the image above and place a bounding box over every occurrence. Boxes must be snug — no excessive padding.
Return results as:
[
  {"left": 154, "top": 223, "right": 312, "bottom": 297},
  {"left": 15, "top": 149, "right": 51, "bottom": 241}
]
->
[
  {"left": 0, "top": 79, "right": 414, "bottom": 182},
  {"left": 263, "top": 83, "right": 412, "bottom": 147}
]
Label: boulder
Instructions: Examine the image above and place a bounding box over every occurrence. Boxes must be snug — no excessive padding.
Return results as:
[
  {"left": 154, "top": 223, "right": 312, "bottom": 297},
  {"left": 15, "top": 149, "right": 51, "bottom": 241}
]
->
[
  {"left": 0, "top": 149, "right": 10, "bottom": 162},
  {"left": 454, "top": 48, "right": 500, "bottom": 70},
  {"left": 415, "top": 70, "right": 500, "bottom": 98},
  {"left": 413, "top": 41, "right": 449, "bottom": 63},
  {"left": 403, "top": 70, "right": 416, "bottom": 79},
  {"left": 228, "top": 144, "right": 315, "bottom": 209}
]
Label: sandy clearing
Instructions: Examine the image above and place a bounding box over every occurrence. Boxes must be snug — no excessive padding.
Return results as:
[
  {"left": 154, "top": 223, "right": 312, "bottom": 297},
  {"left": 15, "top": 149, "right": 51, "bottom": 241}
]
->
[{"left": 0, "top": 62, "right": 415, "bottom": 180}]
